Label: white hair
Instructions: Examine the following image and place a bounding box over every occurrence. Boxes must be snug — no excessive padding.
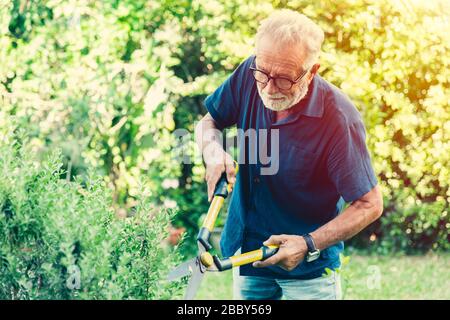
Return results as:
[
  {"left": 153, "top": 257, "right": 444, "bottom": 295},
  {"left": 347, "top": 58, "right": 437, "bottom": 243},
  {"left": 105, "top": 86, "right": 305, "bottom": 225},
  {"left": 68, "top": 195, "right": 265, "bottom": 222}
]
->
[{"left": 255, "top": 9, "right": 325, "bottom": 68}]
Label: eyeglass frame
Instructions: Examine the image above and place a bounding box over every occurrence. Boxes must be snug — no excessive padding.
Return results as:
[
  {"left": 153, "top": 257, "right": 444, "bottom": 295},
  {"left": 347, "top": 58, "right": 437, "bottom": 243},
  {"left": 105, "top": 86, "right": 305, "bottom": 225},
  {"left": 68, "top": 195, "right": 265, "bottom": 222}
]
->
[{"left": 249, "top": 59, "right": 310, "bottom": 90}]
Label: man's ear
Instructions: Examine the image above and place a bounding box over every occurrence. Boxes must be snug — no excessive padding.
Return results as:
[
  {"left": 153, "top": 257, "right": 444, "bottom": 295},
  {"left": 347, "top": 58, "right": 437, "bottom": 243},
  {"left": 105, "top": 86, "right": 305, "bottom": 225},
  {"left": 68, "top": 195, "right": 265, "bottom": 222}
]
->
[{"left": 308, "top": 63, "right": 320, "bottom": 81}]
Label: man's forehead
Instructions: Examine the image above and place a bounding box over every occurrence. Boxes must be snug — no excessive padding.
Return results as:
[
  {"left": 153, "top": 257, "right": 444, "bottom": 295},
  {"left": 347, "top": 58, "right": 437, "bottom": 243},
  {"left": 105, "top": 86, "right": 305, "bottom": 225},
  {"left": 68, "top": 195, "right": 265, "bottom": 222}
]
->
[
  {"left": 255, "top": 39, "right": 306, "bottom": 76},
  {"left": 255, "top": 54, "right": 302, "bottom": 77},
  {"left": 255, "top": 55, "right": 300, "bottom": 69}
]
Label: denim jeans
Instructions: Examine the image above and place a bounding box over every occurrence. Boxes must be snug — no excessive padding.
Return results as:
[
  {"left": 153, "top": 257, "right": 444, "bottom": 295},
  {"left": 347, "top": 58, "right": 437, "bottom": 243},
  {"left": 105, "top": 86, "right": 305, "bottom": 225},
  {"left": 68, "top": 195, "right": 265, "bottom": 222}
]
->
[{"left": 232, "top": 249, "right": 342, "bottom": 300}]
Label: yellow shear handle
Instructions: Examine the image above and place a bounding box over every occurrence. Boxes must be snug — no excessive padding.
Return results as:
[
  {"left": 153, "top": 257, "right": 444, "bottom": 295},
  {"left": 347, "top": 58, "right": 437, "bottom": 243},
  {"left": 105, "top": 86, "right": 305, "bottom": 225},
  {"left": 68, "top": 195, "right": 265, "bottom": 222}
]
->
[
  {"left": 203, "top": 196, "right": 225, "bottom": 232},
  {"left": 213, "top": 245, "right": 279, "bottom": 271},
  {"left": 229, "top": 245, "right": 279, "bottom": 267},
  {"left": 202, "top": 161, "right": 239, "bottom": 232},
  {"left": 197, "top": 161, "right": 238, "bottom": 251}
]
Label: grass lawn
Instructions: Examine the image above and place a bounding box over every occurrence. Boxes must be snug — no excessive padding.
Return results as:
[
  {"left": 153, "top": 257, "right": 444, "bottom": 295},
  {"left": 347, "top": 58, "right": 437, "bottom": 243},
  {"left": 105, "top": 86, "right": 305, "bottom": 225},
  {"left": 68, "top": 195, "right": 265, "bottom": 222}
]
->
[{"left": 195, "top": 252, "right": 450, "bottom": 300}]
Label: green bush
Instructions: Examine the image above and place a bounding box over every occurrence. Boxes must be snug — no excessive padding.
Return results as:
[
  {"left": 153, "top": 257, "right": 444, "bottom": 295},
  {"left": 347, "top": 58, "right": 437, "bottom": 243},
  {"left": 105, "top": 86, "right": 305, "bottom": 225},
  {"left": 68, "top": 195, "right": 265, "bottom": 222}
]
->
[
  {"left": 0, "top": 0, "right": 202, "bottom": 257},
  {"left": 1, "top": 0, "right": 448, "bottom": 254},
  {"left": 0, "top": 131, "right": 183, "bottom": 299},
  {"left": 292, "top": 0, "right": 450, "bottom": 252},
  {"left": 182, "top": 0, "right": 450, "bottom": 253}
]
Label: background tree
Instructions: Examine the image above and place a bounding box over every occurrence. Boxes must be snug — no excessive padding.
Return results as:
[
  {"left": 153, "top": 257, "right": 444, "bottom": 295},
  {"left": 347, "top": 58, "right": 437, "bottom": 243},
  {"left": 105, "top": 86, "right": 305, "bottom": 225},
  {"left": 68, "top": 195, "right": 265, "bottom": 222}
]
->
[{"left": 1, "top": 0, "right": 448, "bottom": 260}]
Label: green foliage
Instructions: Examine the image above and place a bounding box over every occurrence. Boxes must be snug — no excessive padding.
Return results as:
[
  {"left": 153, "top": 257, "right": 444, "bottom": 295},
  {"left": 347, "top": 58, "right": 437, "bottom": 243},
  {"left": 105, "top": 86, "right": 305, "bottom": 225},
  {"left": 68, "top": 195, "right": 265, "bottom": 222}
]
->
[
  {"left": 0, "top": 130, "right": 182, "bottom": 299},
  {"left": 288, "top": 0, "right": 450, "bottom": 252},
  {"left": 1, "top": 0, "right": 449, "bottom": 256},
  {"left": 166, "top": 0, "right": 450, "bottom": 253},
  {"left": 1, "top": 0, "right": 182, "bottom": 206}
]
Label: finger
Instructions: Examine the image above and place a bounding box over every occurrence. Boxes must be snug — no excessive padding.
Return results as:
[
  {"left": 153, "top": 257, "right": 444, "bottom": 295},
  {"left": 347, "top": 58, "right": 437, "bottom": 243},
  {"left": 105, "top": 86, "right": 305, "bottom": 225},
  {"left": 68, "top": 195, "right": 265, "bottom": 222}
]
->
[
  {"left": 206, "top": 177, "right": 215, "bottom": 202},
  {"left": 263, "top": 235, "right": 288, "bottom": 246},
  {"left": 207, "top": 171, "right": 222, "bottom": 202},
  {"left": 253, "top": 251, "right": 284, "bottom": 268},
  {"left": 207, "top": 184, "right": 212, "bottom": 202},
  {"left": 225, "top": 161, "right": 236, "bottom": 184}
]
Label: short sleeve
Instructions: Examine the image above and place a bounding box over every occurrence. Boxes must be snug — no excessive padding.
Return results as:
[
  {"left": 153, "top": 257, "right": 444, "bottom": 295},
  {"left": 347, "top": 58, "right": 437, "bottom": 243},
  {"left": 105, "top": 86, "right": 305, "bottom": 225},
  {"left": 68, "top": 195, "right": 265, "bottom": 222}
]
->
[
  {"left": 327, "top": 119, "right": 378, "bottom": 202},
  {"left": 203, "top": 56, "right": 253, "bottom": 129}
]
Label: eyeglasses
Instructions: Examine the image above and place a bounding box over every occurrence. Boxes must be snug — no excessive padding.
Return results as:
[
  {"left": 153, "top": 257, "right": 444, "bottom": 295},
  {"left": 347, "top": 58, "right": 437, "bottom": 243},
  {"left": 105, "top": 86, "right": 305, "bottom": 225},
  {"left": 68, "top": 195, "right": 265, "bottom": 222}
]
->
[{"left": 249, "top": 61, "right": 309, "bottom": 90}]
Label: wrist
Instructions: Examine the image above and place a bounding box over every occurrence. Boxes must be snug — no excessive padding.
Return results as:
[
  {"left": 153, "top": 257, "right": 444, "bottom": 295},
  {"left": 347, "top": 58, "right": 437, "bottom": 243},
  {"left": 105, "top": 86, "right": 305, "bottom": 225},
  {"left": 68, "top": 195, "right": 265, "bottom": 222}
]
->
[
  {"left": 309, "top": 232, "right": 321, "bottom": 251},
  {"left": 302, "top": 233, "right": 321, "bottom": 262},
  {"left": 295, "top": 235, "right": 308, "bottom": 254},
  {"left": 202, "top": 141, "right": 225, "bottom": 164}
]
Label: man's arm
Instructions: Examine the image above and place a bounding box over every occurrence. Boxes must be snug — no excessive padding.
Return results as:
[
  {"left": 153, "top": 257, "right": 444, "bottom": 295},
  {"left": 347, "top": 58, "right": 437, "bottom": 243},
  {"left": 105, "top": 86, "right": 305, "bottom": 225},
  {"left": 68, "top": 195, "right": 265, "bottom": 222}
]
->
[
  {"left": 195, "top": 113, "right": 236, "bottom": 201},
  {"left": 254, "top": 185, "right": 383, "bottom": 271},
  {"left": 195, "top": 113, "right": 222, "bottom": 156},
  {"left": 310, "top": 184, "right": 383, "bottom": 251}
]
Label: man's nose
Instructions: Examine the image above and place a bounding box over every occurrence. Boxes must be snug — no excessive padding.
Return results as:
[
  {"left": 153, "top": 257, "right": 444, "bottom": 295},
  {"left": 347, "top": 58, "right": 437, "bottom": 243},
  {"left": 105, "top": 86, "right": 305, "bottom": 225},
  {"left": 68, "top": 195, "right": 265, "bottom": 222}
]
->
[{"left": 265, "top": 78, "right": 279, "bottom": 95}]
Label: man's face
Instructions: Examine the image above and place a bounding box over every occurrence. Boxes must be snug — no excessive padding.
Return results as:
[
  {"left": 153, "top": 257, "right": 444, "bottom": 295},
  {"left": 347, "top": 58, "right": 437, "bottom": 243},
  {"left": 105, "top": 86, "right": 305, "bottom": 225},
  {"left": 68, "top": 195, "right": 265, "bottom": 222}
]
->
[{"left": 255, "top": 36, "right": 314, "bottom": 111}]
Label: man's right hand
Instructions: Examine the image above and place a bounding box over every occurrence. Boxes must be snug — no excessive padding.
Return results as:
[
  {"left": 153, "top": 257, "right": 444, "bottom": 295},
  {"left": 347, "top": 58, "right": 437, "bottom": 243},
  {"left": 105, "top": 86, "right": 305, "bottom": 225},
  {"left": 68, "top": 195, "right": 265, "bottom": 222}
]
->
[{"left": 203, "top": 144, "right": 236, "bottom": 202}]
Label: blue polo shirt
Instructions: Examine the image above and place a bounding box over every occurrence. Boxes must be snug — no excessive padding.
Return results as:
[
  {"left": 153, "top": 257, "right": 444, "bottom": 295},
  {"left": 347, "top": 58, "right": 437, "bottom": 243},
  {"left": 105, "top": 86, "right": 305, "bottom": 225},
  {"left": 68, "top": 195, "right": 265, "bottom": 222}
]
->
[{"left": 204, "top": 55, "right": 378, "bottom": 279}]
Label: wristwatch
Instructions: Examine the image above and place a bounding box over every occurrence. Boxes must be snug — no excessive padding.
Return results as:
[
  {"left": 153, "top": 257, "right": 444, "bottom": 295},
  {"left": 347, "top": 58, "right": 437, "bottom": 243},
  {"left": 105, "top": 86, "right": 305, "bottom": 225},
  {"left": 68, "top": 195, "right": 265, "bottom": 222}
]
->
[{"left": 302, "top": 234, "right": 320, "bottom": 262}]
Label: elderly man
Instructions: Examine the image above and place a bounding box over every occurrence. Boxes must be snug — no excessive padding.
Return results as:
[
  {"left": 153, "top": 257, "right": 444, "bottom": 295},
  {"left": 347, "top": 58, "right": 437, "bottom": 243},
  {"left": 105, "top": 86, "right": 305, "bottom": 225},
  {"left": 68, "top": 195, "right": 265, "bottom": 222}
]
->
[{"left": 195, "top": 9, "right": 383, "bottom": 300}]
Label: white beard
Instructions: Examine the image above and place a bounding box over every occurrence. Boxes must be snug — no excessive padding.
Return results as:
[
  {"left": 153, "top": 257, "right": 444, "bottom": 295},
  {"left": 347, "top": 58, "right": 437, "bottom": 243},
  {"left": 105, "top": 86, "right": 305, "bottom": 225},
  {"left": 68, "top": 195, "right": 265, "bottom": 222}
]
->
[{"left": 258, "top": 80, "right": 309, "bottom": 111}]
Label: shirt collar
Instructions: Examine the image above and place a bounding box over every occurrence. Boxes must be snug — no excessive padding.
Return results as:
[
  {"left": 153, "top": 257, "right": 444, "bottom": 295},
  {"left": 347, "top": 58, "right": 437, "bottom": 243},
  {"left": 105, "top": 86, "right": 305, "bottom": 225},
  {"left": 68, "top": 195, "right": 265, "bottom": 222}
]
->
[
  {"left": 264, "top": 74, "right": 325, "bottom": 126},
  {"left": 296, "top": 74, "right": 325, "bottom": 119}
]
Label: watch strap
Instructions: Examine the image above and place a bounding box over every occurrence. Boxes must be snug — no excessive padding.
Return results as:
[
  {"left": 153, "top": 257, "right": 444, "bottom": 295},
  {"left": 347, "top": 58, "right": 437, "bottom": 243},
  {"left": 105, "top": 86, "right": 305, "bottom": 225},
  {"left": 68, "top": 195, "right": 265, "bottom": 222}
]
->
[{"left": 302, "top": 233, "right": 317, "bottom": 253}]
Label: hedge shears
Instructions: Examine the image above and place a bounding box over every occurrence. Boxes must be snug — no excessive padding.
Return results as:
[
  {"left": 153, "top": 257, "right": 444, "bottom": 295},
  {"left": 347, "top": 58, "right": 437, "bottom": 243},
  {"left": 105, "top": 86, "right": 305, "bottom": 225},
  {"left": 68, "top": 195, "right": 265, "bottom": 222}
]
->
[{"left": 167, "top": 163, "right": 279, "bottom": 299}]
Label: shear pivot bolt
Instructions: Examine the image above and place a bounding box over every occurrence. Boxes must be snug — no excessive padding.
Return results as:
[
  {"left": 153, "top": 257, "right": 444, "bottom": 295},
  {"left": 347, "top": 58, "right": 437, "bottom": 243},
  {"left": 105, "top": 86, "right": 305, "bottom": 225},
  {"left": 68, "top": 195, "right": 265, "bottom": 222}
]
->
[{"left": 200, "top": 252, "right": 214, "bottom": 268}]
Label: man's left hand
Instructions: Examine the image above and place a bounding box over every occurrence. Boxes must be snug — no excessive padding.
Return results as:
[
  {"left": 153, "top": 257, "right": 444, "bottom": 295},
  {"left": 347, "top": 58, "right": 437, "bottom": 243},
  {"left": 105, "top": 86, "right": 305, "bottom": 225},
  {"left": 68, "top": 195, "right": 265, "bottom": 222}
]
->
[{"left": 253, "top": 234, "right": 308, "bottom": 271}]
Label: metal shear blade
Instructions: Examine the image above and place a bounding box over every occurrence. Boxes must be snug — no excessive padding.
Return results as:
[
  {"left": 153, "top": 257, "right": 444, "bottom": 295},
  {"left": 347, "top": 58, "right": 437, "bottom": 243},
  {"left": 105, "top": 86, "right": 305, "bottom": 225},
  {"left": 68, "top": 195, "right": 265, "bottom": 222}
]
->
[{"left": 167, "top": 258, "right": 198, "bottom": 281}]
